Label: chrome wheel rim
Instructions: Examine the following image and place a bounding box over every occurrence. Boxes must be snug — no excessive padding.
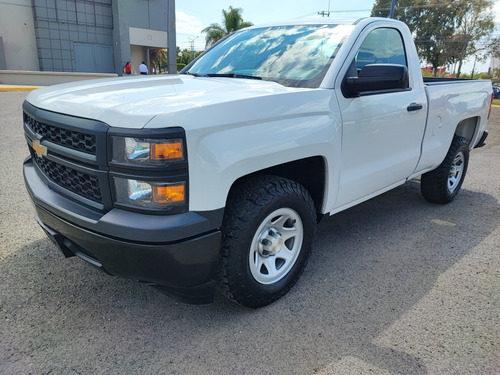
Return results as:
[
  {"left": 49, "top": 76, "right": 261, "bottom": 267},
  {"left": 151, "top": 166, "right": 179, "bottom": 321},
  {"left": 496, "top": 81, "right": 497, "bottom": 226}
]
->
[
  {"left": 448, "top": 151, "right": 465, "bottom": 193},
  {"left": 249, "top": 208, "right": 303, "bottom": 285}
]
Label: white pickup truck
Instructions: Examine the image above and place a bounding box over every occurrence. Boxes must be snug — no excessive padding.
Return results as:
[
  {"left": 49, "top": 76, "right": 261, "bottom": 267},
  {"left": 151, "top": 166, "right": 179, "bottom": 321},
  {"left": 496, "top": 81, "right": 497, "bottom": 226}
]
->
[{"left": 23, "top": 17, "right": 493, "bottom": 307}]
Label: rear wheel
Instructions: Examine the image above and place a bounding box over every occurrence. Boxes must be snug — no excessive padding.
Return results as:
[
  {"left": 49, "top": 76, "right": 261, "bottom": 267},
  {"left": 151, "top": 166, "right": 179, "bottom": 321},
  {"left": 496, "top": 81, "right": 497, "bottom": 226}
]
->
[
  {"left": 218, "top": 175, "right": 316, "bottom": 308},
  {"left": 421, "top": 136, "right": 469, "bottom": 204}
]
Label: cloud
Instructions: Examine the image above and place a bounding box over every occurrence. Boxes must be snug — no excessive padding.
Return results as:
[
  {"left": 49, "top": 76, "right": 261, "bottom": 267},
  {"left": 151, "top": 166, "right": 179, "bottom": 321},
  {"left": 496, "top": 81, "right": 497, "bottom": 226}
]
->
[
  {"left": 494, "top": 1, "right": 500, "bottom": 25},
  {"left": 176, "top": 11, "right": 203, "bottom": 37}
]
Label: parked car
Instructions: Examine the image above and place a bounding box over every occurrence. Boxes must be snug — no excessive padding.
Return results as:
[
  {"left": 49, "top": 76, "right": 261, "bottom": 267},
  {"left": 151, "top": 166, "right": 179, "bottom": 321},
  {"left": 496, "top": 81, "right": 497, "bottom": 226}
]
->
[
  {"left": 493, "top": 85, "right": 500, "bottom": 99},
  {"left": 23, "top": 17, "right": 493, "bottom": 307}
]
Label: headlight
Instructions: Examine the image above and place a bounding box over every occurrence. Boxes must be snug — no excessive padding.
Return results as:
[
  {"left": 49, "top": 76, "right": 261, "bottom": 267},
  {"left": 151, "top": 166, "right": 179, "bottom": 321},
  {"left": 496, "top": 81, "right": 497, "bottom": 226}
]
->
[
  {"left": 112, "top": 136, "right": 184, "bottom": 165},
  {"left": 109, "top": 129, "right": 188, "bottom": 213},
  {"left": 114, "top": 177, "right": 186, "bottom": 209}
]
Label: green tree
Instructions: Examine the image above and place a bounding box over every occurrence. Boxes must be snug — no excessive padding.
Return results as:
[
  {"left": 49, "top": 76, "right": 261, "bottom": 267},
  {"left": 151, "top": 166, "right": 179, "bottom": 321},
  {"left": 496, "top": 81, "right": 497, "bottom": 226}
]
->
[
  {"left": 413, "top": 1, "right": 460, "bottom": 75},
  {"left": 489, "top": 37, "right": 500, "bottom": 60},
  {"left": 372, "top": 0, "right": 460, "bottom": 75},
  {"left": 177, "top": 48, "right": 200, "bottom": 65},
  {"left": 371, "top": 0, "right": 495, "bottom": 77},
  {"left": 451, "top": 0, "right": 495, "bottom": 77},
  {"left": 492, "top": 67, "right": 500, "bottom": 80},
  {"left": 202, "top": 6, "right": 253, "bottom": 48},
  {"left": 371, "top": 0, "right": 424, "bottom": 23},
  {"left": 150, "top": 48, "right": 168, "bottom": 74}
]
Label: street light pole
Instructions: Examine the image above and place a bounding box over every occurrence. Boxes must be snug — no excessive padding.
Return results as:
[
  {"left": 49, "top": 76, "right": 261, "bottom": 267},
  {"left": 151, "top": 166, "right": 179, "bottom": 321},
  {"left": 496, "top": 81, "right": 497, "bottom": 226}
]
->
[{"left": 188, "top": 36, "right": 198, "bottom": 59}]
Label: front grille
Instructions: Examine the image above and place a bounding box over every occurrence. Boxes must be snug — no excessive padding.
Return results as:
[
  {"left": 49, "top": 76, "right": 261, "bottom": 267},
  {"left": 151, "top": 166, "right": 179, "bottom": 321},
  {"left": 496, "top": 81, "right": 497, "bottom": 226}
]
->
[
  {"left": 23, "top": 101, "right": 110, "bottom": 209},
  {"left": 25, "top": 113, "right": 97, "bottom": 155},
  {"left": 30, "top": 148, "right": 103, "bottom": 203}
]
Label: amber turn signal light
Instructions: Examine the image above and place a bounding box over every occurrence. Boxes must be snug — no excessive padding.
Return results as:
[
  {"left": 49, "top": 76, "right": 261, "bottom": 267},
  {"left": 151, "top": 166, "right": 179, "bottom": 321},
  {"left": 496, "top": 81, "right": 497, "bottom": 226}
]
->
[
  {"left": 151, "top": 140, "right": 183, "bottom": 161},
  {"left": 153, "top": 184, "right": 185, "bottom": 204}
]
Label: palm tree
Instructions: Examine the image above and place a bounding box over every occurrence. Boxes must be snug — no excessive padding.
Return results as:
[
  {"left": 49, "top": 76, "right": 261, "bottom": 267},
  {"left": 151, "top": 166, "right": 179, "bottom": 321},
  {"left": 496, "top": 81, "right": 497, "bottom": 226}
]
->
[
  {"left": 202, "top": 6, "right": 253, "bottom": 48},
  {"left": 149, "top": 48, "right": 168, "bottom": 74}
]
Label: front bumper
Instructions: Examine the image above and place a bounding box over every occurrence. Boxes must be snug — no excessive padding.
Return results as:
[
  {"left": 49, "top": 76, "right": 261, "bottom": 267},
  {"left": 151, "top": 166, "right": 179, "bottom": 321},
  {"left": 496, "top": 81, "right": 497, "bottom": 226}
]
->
[{"left": 24, "top": 158, "right": 223, "bottom": 304}]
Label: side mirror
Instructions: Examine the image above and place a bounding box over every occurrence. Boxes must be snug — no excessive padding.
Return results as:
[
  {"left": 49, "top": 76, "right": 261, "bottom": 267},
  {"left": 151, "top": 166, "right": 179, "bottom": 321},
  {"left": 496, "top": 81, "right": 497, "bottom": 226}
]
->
[{"left": 343, "top": 64, "right": 409, "bottom": 98}]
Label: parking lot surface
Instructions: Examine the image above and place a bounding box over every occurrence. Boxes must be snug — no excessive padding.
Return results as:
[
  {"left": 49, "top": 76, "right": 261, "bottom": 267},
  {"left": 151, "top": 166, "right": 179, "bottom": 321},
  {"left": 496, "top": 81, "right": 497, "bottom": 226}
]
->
[{"left": 1, "top": 91, "right": 499, "bottom": 374}]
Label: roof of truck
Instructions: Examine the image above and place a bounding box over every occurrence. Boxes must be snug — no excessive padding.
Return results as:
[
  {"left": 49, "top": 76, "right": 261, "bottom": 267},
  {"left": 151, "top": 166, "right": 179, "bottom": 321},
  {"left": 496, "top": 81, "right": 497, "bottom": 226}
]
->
[
  {"left": 245, "top": 17, "right": 360, "bottom": 29},
  {"left": 243, "top": 16, "right": 404, "bottom": 30}
]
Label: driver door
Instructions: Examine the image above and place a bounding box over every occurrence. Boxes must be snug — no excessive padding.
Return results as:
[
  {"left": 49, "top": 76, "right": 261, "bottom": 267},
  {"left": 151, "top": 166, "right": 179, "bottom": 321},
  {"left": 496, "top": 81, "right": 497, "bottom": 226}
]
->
[{"left": 334, "top": 26, "right": 427, "bottom": 209}]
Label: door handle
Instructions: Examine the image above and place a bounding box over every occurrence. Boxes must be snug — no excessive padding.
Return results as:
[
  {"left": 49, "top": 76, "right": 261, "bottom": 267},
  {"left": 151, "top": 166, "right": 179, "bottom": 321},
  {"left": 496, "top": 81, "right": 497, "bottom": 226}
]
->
[{"left": 407, "top": 103, "right": 423, "bottom": 112}]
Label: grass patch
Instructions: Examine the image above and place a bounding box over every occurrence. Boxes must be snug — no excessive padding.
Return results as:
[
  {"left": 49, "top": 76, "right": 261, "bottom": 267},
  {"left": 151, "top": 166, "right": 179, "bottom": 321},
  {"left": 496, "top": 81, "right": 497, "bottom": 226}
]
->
[{"left": 493, "top": 98, "right": 500, "bottom": 106}]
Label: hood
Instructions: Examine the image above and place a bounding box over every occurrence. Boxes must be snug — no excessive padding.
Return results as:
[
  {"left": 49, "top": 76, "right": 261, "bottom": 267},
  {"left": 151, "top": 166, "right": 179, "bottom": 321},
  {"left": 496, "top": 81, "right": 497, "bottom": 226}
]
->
[{"left": 25, "top": 75, "right": 295, "bottom": 129}]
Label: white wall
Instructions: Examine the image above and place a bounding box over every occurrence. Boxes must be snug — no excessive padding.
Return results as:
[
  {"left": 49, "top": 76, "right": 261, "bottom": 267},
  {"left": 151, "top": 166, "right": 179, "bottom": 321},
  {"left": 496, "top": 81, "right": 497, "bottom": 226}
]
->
[
  {"left": 0, "top": 0, "right": 39, "bottom": 70},
  {"left": 129, "top": 27, "right": 167, "bottom": 49},
  {"left": 130, "top": 45, "right": 148, "bottom": 74}
]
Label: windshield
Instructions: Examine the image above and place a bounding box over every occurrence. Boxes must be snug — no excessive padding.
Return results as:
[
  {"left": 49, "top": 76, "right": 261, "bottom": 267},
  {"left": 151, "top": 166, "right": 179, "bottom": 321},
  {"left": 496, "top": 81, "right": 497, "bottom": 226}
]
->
[{"left": 184, "top": 24, "right": 354, "bottom": 88}]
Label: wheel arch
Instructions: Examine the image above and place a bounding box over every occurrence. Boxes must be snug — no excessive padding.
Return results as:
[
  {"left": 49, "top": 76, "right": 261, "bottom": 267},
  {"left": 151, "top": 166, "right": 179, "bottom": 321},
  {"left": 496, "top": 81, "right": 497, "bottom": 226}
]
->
[
  {"left": 454, "top": 116, "right": 478, "bottom": 148},
  {"left": 226, "top": 156, "right": 326, "bottom": 221},
  {"left": 421, "top": 135, "right": 470, "bottom": 204}
]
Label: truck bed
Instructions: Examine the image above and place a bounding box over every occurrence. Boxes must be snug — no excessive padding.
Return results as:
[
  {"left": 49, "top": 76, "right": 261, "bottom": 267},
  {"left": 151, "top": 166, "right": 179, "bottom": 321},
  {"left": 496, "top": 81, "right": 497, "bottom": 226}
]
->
[
  {"left": 414, "top": 79, "right": 491, "bottom": 175},
  {"left": 423, "top": 77, "right": 487, "bottom": 84}
]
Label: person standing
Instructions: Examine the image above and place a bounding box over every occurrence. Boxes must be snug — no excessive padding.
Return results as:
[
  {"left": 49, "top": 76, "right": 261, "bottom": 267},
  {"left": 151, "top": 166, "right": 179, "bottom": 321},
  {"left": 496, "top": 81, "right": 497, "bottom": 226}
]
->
[{"left": 139, "top": 61, "right": 148, "bottom": 75}]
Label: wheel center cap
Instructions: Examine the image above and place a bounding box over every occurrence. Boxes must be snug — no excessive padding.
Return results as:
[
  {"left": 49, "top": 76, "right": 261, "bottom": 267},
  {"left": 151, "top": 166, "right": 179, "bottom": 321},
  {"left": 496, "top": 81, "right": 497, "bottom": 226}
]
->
[{"left": 258, "top": 228, "right": 283, "bottom": 257}]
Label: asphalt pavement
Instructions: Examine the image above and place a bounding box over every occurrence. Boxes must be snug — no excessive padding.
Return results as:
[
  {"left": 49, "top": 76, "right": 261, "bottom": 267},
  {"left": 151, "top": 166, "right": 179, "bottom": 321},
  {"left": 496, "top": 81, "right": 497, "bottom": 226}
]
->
[{"left": 1, "top": 91, "right": 499, "bottom": 374}]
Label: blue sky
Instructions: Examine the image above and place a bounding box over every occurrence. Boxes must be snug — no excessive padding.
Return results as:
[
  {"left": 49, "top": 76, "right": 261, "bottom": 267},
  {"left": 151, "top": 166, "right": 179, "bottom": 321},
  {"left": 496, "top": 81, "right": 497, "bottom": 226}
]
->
[
  {"left": 176, "top": 0, "right": 378, "bottom": 50},
  {"left": 176, "top": 0, "right": 500, "bottom": 74}
]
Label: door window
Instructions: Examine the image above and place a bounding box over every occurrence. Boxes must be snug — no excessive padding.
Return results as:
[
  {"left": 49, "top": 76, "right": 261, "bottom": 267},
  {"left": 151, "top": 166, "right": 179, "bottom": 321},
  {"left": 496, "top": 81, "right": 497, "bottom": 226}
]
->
[{"left": 355, "top": 28, "right": 407, "bottom": 74}]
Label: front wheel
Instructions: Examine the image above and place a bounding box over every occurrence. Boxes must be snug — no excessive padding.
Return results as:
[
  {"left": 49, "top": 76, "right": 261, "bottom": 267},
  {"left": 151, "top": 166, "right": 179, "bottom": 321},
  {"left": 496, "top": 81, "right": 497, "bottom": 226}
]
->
[
  {"left": 218, "top": 176, "right": 316, "bottom": 308},
  {"left": 421, "top": 136, "right": 469, "bottom": 204}
]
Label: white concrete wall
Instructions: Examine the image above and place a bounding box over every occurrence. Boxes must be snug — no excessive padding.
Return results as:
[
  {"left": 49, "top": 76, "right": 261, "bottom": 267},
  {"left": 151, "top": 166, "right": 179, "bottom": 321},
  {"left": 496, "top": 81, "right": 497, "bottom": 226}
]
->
[
  {"left": 0, "top": 0, "right": 39, "bottom": 71},
  {"left": 130, "top": 45, "right": 147, "bottom": 75},
  {"left": 129, "top": 27, "right": 167, "bottom": 49}
]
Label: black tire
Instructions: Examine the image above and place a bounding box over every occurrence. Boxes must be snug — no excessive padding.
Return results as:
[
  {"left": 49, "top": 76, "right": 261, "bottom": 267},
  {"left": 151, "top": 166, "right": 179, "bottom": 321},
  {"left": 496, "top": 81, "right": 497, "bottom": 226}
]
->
[
  {"left": 218, "top": 175, "right": 316, "bottom": 308},
  {"left": 421, "top": 136, "right": 469, "bottom": 204}
]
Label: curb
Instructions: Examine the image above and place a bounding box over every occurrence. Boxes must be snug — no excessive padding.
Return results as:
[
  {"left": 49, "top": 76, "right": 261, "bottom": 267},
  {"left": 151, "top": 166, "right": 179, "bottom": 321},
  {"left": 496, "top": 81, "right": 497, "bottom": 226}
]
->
[{"left": 0, "top": 86, "right": 41, "bottom": 92}]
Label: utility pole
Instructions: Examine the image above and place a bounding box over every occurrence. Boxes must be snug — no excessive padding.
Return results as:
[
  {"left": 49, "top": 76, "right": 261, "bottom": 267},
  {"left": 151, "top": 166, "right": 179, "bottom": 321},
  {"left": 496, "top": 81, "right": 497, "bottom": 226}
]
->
[
  {"left": 188, "top": 36, "right": 198, "bottom": 60},
  {"left": 389, "top": 0, "right": 396, "bottom": 18},
  {"left": 318, "top": 0, "right": 331, "bottom": 17}
]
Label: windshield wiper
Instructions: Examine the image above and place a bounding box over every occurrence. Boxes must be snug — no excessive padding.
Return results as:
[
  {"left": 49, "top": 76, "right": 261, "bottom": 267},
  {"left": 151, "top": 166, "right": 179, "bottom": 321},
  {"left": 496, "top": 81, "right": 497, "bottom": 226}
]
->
[
  {"left": 182, "top": 71, "right": 208, "bottom": 77},
  {"left": 206, "top": 73, "right": 262, "bottom": 80},
  {"left": 183, "top": 71, "right": 262, "bottom": 80}
]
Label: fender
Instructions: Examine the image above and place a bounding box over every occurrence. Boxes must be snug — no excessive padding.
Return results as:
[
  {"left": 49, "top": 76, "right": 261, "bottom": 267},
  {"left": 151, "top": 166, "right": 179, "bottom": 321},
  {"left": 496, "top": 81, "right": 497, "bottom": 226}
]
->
[{"left": 145, "top": 89, "right": 342, "bottom": 212}]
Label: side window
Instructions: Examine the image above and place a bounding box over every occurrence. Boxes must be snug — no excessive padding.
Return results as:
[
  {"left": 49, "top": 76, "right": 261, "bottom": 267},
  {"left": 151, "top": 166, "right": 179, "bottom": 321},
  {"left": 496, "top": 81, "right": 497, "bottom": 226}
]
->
[{"left": 355, "top": 28, "right": 407, "bottom": 74}]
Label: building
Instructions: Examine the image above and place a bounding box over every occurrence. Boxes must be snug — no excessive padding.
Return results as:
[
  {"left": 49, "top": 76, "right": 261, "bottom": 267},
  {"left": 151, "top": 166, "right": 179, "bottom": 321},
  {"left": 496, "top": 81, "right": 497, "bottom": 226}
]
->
[{"left": 0, "top": 0, "right": 176, "bottom": 76}]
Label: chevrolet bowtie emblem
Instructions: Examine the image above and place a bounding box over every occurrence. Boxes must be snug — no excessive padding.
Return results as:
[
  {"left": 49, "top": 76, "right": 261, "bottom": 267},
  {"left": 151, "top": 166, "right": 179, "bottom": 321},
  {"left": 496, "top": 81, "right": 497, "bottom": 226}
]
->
[{"left": 33, "top": 140, "right": 47, "bottom": 157}]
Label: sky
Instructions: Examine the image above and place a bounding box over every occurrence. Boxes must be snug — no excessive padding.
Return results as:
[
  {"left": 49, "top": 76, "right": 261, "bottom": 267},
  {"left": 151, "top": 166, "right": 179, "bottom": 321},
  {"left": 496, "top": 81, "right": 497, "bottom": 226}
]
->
[{"left": 175, "top": 0, "right": 500, "bottom": 74}]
